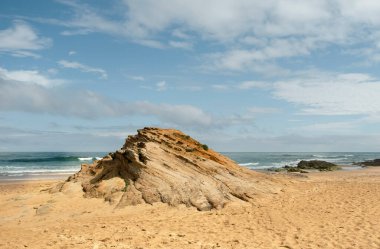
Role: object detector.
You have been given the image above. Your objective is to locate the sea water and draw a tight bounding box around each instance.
[223,152,380,170]
[0,152,379,180]
[0,152,106,180]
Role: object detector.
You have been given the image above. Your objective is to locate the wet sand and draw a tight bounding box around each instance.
[0,173,73,182]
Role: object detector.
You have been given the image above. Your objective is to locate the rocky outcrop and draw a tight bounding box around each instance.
[268,160,341,173]
[354,159,380,167]
[297,160,340,171]
[59,127,282,210]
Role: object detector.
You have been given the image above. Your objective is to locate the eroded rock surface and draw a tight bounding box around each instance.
[59,127,282,210]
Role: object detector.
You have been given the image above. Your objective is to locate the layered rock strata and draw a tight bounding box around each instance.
[61,128,282,210]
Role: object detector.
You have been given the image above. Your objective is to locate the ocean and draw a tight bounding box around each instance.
[223,152,378,170]
[0,152,379,180]
[0,152,106,181]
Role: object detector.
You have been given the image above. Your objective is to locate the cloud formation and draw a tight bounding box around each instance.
[58,60,108,79]
[0,67,64,87]
[3,1,380,151]
[238,81,269,90]
[272,72,380,117]
[48,1,380,72]
[0,20,51,57]
[156,81,167,91]
[0,71,213,128]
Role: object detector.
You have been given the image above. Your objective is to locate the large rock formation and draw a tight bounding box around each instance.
[60,128,282,210]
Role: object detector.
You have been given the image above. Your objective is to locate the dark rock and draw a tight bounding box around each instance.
[267,167,286,172]
[268,160,340,173]
[297,160,340,171]
[354,159,380,166]
[268,166,308,173]
[286,167,304,173]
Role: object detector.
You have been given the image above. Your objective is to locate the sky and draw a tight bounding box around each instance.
[1,0,380,152]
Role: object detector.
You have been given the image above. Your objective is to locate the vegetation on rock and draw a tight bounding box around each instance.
[201,144,209,151]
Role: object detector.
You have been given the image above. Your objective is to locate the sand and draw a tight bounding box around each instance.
[0,168,379,249]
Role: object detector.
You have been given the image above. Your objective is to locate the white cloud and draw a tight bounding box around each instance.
[238,81,268,89]
[297,121,358,134]
[57,0,335,42]
[134,102,213,127]
[172,29,191,39]
[206,38,317,71]
[68,50,76,56]
[122,1,283,40]
[50,2,302,41]
[58,60,108,79]
[0,20,51,57]
[120,0,340,45]
[0,68,262,130]
[169,40,193,49]
[156,81,167,91]
[336,0,380,25]
[248,107,280,114]
[272,72,380,117]
[48,0,380,72]
[0,75,214,128]
[0,67,64,87]
[57,0,122,35]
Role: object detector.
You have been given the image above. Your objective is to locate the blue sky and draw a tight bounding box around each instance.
[1,0,380,152]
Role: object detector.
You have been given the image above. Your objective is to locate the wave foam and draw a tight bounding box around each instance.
[239,162,259,167]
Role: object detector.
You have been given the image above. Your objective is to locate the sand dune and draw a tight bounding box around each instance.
[1,167,379,249]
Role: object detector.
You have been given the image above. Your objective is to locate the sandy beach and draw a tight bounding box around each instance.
[0,167,379,249]
[3,0,380,248]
